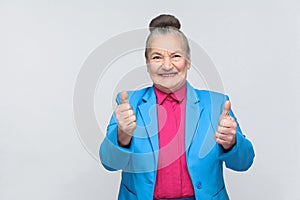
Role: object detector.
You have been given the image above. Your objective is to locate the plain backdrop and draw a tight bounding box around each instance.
[1,0,300,199]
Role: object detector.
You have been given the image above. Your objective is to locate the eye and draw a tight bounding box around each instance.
[172,54,182,58]
[172,54,182,61]
[152,55,162,60]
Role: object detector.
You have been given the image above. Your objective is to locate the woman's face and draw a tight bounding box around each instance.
[146,34,190,93]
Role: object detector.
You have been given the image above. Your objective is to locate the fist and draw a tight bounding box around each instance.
[115,91,136,146]
[215,101,237,151]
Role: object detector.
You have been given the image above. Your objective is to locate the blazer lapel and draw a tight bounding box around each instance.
[185,82,204,155]
[197,90,220,158]
[137,87,159,154]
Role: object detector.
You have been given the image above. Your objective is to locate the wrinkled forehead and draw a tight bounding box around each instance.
[147,34,185,53]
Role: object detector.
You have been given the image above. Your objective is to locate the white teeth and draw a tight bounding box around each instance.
[161,73,176,77]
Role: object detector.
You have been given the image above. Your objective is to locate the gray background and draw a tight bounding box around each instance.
[1,0,300,199]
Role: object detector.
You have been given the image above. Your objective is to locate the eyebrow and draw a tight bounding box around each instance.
[171,50,183,54]
[149,50,183,56]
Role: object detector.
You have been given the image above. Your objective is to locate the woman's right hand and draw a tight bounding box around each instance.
[114,91,136,147]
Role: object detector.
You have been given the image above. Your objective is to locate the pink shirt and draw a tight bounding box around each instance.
[153,84,195,199]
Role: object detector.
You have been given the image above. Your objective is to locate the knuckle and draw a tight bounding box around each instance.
[132,123,137,129]
[129,116,134,122]
[131,110,135,116]
[132,115,136,121]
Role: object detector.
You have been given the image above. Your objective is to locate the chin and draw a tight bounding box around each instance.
[157,83,181,93]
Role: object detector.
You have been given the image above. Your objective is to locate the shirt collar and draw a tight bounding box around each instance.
[154,83,186,105]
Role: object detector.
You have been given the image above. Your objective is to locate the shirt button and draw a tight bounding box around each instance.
[196,182,202,189]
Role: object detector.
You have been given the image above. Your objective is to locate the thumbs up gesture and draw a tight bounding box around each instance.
[215,101,237,151]
[115,91,137,147]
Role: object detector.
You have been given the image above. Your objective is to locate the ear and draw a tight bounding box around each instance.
[186,63,191,70]
[186,56,191,69]
[146,61,150,73]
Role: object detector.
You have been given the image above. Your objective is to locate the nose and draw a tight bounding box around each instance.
[162,56,173,71]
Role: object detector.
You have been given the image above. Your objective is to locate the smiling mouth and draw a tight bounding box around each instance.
[159,73,177,77]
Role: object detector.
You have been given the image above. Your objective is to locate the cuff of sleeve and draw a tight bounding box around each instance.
[219,131,242,158]
[100,126,134,170]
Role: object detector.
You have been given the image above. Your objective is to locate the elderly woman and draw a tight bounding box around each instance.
[100,14,255,200]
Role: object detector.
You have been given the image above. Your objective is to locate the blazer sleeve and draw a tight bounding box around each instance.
[218,95,255,171]
[99,93,134,171]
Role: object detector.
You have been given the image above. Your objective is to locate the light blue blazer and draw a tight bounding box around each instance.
[100,82,255,200]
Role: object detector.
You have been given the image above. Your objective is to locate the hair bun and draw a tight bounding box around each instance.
[149,14,181,31]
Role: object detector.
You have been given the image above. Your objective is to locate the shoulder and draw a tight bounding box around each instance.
[196,89,228,100]
[188,82,228,102]
[187,83,229,108]
[116,86,152,105]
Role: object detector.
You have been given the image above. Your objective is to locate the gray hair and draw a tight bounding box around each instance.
[144,27,191,60]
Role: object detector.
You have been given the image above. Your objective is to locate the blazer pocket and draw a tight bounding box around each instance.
[119,183,137,200]
[212,186,229,200]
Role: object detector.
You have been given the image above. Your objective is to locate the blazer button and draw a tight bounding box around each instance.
[196,182,202,189]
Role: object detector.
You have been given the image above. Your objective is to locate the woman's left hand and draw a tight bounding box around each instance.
[215,101,237,151]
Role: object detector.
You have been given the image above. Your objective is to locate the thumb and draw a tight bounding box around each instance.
[222,100,231,116]
[120,91,129,104]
